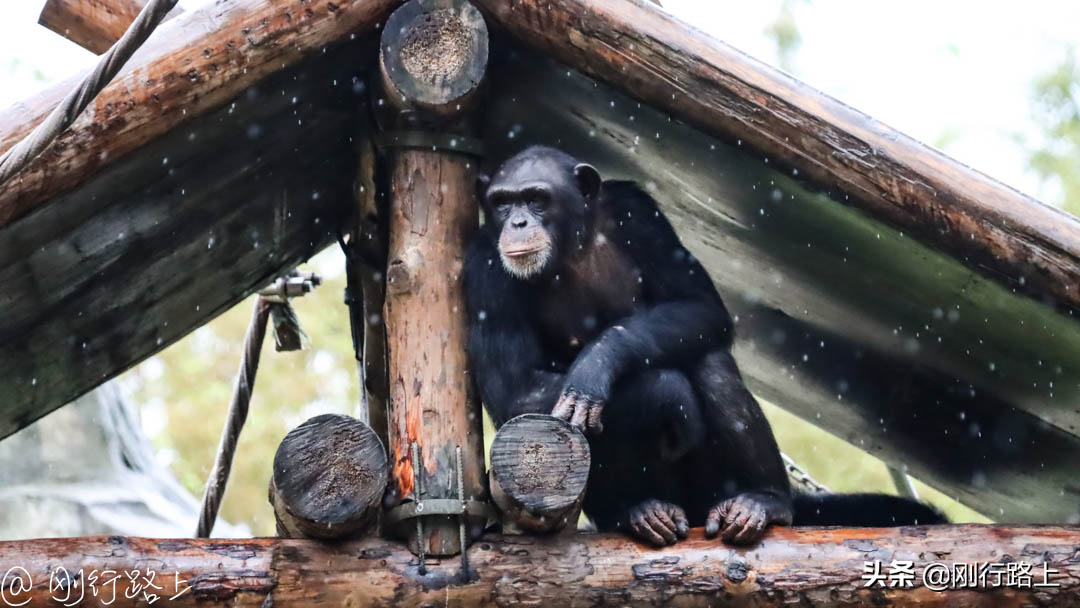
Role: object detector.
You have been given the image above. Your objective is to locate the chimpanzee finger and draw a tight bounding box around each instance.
[732,513,767,545]
[704,500,732,538]
[631,517,667,547]
[704,504,724,538]
[721,506,753,543]
[569,397,590,430]
[550,394,574,421]
[645,510,678,544]
[644,516,676,545]
[667,504,690,538]
[586,402,604,434]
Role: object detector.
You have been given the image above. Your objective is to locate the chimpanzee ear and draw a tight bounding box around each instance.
[475,173,491,204]
[573,163,602,201]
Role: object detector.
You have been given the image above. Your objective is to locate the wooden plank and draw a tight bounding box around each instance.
[0,0,398,230]
[481,46,1080,523]
[0,527,1078,606]
[38,0,183,55]
[474,0,1080,314]
[0,43,370,439]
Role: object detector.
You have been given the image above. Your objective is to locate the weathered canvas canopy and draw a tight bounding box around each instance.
[1,0,1079,525]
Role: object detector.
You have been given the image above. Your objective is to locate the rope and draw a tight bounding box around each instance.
[195,297,271,538]
[0,0,180,186]
[195,273,320,538]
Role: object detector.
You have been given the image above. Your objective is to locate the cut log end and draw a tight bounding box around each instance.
[379,0,489,117]
[270,414,387,539]
[489,414,590,533]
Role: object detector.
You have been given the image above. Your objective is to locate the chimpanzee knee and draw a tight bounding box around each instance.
[604,368,704,458]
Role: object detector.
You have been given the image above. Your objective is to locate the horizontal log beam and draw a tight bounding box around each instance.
[474,0,1080,313]
[38,0,184,55]
[0,0,398,230]
[0,526,1077,606]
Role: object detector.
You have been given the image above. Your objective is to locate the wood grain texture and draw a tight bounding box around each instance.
[379,0,490,556]
[0,526,1077,606]
[474,0,1080,314]
[480,44,1080,524]
[382,148,487,555]
[0,42,371,440]
[0,0,398,230]
[489,414,590,533]
[270,414,387,539]
[38,0,183,55]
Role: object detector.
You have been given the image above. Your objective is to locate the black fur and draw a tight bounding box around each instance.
[466,146,946,545]
[794,493,946,527]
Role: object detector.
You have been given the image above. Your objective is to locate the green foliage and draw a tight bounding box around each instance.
[1025,48,1080,215]
[764,0,806,74]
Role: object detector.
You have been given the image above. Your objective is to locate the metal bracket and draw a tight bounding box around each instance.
[388,442,495,575]
[374,130,485,157]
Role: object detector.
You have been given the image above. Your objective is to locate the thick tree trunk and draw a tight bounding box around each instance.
[378,0,491,557]
[0,526,1077,606]
[0,0,398,230]
[38,0,183,55]
[472,0,1080,314]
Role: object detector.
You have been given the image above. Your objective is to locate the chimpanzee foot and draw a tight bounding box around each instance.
[625,499,690,546]
[705,492,793,545]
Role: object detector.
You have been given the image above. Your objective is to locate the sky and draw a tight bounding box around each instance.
[1,0,1078,207]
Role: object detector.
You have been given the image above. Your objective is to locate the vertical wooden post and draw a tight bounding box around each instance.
[349,137,390,449]
[377,0,490,557]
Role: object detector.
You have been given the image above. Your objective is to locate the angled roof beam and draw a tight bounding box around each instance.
[39,0,184,55]
[475,0,1080,314]
[0,0,398,230]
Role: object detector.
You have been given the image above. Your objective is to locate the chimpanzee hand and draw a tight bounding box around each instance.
[705,492,793,545]
[551,357,613,433]
[626,499,690,546]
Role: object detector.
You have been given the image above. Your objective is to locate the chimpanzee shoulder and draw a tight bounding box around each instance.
[600,180,727,308]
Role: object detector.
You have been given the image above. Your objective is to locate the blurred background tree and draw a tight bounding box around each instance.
[1022,48,1080,215]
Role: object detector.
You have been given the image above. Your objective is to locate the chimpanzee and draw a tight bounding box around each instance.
[465,146,945,546]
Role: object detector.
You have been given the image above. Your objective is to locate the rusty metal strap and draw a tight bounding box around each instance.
[374,130,485,157]
[384,499,497,527]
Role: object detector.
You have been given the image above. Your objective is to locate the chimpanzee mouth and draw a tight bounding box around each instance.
[503,247,546,257]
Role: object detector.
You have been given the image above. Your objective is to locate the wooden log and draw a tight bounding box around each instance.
[473,0,1080,314]
[38,0,184,55]
[1,526,1078,606]
[378,0,490,557]
[349,136,391,449]
[489,414,590,534]
[0,0,398,231]
[268,414,387,540]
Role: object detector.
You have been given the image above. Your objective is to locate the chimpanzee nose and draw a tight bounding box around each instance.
[512,217,528,229]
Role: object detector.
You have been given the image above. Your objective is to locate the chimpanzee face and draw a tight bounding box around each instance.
[478,147,601,280]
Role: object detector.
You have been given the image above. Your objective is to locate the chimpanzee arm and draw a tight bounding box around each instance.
[465,238,563,427]
[553,182,734,430]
